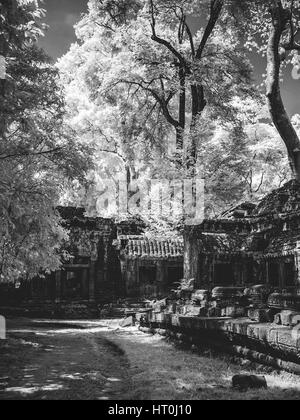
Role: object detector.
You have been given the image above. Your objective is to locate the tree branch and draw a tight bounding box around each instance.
[149,0,186,66]
[0,147,63,161]
[196,0,224,60]
[118,79,180,129]
[185,21,196,57]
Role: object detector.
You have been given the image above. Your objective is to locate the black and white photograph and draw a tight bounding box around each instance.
[1,0,300,404]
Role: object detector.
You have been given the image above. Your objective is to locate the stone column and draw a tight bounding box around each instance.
[55,271,62,303]
[184,231,199,283]
[156,261,164,296]
[279,261,285,289]
[89,262,96,302]
[265,260,269,286]
[103,236,110,290]
[295,243,300,287]
[81,268,89,300]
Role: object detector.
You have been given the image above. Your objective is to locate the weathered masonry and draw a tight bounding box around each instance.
[135,182,300,374]
[116,236,184,298]
[185,180,300,290]
[0,208,184,316]
[0,209,142,314]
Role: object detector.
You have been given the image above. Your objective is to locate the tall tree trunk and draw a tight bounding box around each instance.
[177,66,186,151]
[185,85,207,176]
[266,3,300,180]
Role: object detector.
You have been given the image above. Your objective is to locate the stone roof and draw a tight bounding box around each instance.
[192,229,300,258]
[252,180,300,218]
[187,180,300,258]
[219,202,257,220]
[262,231,300,258]
[122,237,184,260]
[195,233,246,255]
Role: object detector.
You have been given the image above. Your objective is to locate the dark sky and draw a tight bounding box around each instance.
[39,0,88,59]
[39,0,299,116]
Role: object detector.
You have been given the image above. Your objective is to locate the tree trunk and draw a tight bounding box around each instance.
[266,3,300,180]
[178,66,186,150]
[185,84,207,176]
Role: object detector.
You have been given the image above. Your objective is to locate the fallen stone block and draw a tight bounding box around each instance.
[248,308,270,323]
[183,305,202,316]
[268,293,300,311]
[232,375,268,391]
[212,287,245,299]
[279,311,297,326]
[222,306,245,318]
[120,316,134,328]
[244,285,272,307]
[291,313,300,326]
[139,326,153,334]
[191,290,210,305]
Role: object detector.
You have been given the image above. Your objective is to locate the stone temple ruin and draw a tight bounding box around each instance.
[0,208,184,318]
[137,180,300,374]
[116,236,183,298]
[185,180,300,290]
[3,180,300,372]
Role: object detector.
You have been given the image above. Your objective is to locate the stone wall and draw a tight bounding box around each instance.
[0,210,146,317]
[137,301,300,374]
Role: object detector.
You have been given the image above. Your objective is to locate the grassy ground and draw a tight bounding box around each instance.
[1,318,300,400]
[100,325,300,400]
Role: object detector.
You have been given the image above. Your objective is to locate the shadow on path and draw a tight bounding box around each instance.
[2,318,300,400]
[0,319,133,400]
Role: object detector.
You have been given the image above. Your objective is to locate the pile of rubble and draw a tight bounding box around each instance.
[136,283,300,328]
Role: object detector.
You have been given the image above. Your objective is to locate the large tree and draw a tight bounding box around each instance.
[60,0,292,222]
[67,0,254,176]
[230,0,300,180]
[0,0,93,282]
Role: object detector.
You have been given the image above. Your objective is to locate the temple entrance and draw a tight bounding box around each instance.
[61,268,89,301]
[138,266,158,297]
[284,261,295,287]
[269,262,280,287]
[215,263,234,286]
[167,266,183,288]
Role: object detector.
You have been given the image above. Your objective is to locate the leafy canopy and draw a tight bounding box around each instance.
[0,0,93,282]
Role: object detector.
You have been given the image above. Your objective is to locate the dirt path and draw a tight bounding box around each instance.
[0,320,133,400]
[2,318,300,400]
